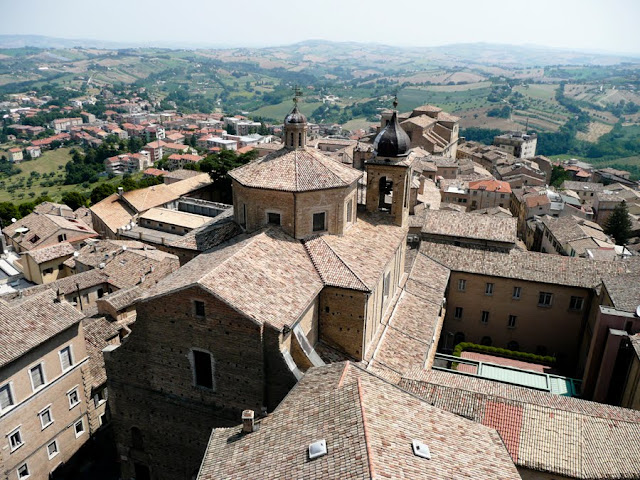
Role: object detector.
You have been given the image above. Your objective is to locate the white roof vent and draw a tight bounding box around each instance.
[308,440,327,460]
[412,440,431,459]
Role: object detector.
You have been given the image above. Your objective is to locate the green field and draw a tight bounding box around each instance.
[398,86,492,113]
[0,148,118,203]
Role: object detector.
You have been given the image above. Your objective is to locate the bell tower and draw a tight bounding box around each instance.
[283,87,307,149]
[365,97,413,227]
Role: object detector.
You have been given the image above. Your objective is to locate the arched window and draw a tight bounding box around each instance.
[507,341,519,351]
[131,427,144,450]
[481,336,492,346]
[298,132,302,146]
[378,176,393,211]
[290,132,294,146]
[453,332,465,347]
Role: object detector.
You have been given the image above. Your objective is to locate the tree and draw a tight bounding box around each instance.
[550,166,570,188]
[61,191,88,210]
[604,201,632,246]
[90,183,117,204]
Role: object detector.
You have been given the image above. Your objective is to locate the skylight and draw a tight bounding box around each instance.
[412,440,431,459]
[308,439,327,460]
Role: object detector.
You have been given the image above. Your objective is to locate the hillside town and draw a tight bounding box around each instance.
[0,78,639,480]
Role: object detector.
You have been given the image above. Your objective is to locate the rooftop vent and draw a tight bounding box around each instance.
[412,440,431,459]
[308,440,327,460]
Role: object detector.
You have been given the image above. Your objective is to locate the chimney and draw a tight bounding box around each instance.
[117,186,124,197]
[242,409,255,433]
[55,288,63,303]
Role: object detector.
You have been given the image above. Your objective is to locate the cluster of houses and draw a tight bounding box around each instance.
[1,93,640,480]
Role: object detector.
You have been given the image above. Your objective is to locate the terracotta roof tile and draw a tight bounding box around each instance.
[230,148,362,192]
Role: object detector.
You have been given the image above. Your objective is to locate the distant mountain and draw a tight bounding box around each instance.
[1,35,638,67]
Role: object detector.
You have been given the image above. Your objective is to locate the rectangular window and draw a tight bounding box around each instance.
[512,286,521,299]
[93,387,108,408]
[458,279,466,291]
[59,346,73,371]
[267,212,281,225]
[383,272,391,298]
[508,315,517,328]
[97,288,104,298]
[40,407,53,429]
[57,233,67,242]
[194,300,205,317]
[17,463,29,479]
[485,283,494,295]
[0,384,14,411]
[346,199,353,223]
[569,296,584,311]
[312,212,326,232]
[68,388,80,409]
[29,364,45,391]
[538,292,553,307]
[47,440,59,459]
[9,428,23,451]
[74,419,85,438]
[454,307,463,319]
[43,267,54,275]
[481,311,489,324]
[193,350,214,390]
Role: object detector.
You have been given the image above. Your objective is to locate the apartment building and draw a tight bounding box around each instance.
[0,291,89,480]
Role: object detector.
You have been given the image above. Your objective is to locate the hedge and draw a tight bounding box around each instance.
[452,342,556,366]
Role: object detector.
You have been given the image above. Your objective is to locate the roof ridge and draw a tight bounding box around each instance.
[404,376,640,424]
[311,149,353,184]
[356,378,377,480]
[304,236,368,291]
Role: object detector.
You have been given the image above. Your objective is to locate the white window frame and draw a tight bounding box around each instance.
[39,405,54,430]
[74,419,85,438]
[29,363,46,392]
[485,283,494,295]
[47,439,59,460]
[93,387,108,408]
[0,382,15,413]
[59,345,74,372]
[8,426,24,452]
[67,387,80,409]
[17,462,29,479]
[512,286,521,299]
[458,279,466,292]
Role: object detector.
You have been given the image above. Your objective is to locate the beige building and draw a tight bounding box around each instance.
[422,241,626,370]
[0,291,89,480]
[3,212,98,253]
[18,242,75,284]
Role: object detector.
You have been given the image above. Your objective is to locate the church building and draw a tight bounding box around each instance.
[104,99,421,480]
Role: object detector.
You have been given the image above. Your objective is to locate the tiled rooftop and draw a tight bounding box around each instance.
[420,241,628,289]
[3,212,97,250]
[420,209,517,244]
[230,147,362,192]
[400,369,640,479]
[83,316,119,388]
[197,362,520,480]
[0,290,84,368]
[143,228,323,329]
[25,241,75,264]
[602,273,640,313]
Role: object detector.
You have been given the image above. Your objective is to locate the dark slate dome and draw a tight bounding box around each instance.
[284,105,307,125]
[373,111,411,157]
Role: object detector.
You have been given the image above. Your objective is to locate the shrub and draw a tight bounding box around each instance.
[452,342,556,366]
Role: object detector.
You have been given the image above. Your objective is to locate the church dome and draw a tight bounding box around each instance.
[284,105,307,125]
[373,111,411,157]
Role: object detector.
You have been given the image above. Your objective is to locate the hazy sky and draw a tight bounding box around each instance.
[2,0,640,54]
